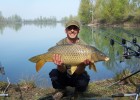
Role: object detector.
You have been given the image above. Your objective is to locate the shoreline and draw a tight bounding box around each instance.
[88,22,140,28]
[0,78,138,99]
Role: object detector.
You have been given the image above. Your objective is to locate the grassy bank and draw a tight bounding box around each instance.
[0,70,140,100]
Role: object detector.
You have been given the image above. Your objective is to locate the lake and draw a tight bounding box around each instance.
[0,23,140,87]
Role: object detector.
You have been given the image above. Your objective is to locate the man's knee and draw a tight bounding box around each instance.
[75,72,90,92]
[49,69,59,81]
[49,69,66,89]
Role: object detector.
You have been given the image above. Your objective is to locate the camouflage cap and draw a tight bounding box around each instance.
[65,20,80,29]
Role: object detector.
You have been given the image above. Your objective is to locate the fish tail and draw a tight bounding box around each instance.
[29,55,41,63]
[29,53,52,72]
[36,60,45,72]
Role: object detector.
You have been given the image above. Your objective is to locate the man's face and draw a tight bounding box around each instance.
[65,25,80,40]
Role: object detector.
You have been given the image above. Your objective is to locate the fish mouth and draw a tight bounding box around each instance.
[105,57,109,61]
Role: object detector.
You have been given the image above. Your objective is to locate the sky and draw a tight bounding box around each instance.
[0,0,80,20]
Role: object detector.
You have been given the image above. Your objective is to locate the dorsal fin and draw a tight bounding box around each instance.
[48,46,55,51]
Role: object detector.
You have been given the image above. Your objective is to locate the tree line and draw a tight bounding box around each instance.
[78,0,140,25]
[1,0,140,26]
[0,11,22,23]
[0,11,58,24]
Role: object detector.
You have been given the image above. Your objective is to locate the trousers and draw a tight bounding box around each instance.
[49,69,90,92]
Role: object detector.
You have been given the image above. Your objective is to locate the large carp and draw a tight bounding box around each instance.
[29,44,109,74]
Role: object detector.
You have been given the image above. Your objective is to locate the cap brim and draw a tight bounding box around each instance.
[66,24,80,29]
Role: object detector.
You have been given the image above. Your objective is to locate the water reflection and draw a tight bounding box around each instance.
[0,22,58,34]
[23,22,57,29]
[0,23,22,33]
[79,26,140,75]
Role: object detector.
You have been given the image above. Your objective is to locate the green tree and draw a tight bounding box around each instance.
[100,0,129,23]
[93,0,105,21]
[130,0,140,22]
[78,0,92,24]
[91,0,140,24]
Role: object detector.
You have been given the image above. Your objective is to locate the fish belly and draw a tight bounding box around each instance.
[61,54,90,65]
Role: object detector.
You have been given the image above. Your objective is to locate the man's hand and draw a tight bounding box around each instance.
[83,59,91,66]
[53,54,65,72]
[53,54,63,66]
[75,59,91,74]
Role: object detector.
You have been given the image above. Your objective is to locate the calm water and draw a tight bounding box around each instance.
[0,23,140,87]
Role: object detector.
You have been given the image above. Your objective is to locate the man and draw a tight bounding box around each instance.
[49,20,90,100]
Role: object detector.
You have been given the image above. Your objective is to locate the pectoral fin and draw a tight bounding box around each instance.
[36,60,45,72]
[67,66,77,75]
[89,63,97,72]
